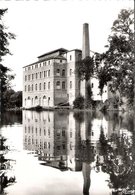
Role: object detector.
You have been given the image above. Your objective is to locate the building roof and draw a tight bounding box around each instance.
[23,48,81,68]
[23,55,67,68]
[68,49,82,52]
[38,48,68,58]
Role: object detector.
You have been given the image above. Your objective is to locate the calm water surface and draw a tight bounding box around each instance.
[0,110,135,195]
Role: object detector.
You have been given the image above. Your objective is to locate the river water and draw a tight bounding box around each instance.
[0,110,135,195]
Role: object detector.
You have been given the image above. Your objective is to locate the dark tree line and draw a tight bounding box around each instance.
[94,9,134,105]
[0,9,21,112]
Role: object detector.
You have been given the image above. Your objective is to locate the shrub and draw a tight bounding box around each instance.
[73,95,84,109]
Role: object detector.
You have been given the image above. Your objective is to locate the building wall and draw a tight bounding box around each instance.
[91,77,108,102]
[23,110,55,157]
[53,59,68,105]
[23,59,67,108]
[66,50,81,105]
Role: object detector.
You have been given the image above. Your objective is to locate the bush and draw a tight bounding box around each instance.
[73,95,84,109]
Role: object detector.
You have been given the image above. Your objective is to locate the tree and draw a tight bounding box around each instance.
[10,91,22,108]
[76,56,94,108]
[0,9,15,112]
[95,9,134,105]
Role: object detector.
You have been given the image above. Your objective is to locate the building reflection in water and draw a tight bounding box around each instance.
[23,110,135,195]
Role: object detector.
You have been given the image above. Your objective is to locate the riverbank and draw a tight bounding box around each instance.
[5,106,133,115]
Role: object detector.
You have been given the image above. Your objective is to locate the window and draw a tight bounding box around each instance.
[43,95,46,99]
[48,61,50,65]
[35,84,37,91]
[60,59,62,63]
[62,81,65,89]
[25,75,27,81]
[56,69,60,76]
[25,85,27,91]
[48,97,50,105]
[63,144,65,150]
[70,81,72,89]
[62,69,65,76]
[91,83,94,88]
[56,81,60,89]
[44,71,45,77]
[62,130,65,136]
[48,82,50,90]
[44,129,46,136]
[40,72,42,78]
[25,98,26,106]
[70,55,72,61]
[28,85,30,91]
[28,75,30,80]
[31,84,33,91]
[48,142,50,149]
[48,128,50,136]
[32,74,34,80]
[36,73,38,79]
[39,83,41,90]
[70,69,72,76]
[44,142,47,149]
[48,70,50,77]
[44,82,46,90]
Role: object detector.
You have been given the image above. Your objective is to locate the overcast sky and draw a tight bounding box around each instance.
[1,0,133,91]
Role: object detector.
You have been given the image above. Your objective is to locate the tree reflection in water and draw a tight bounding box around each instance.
[96,120,135,195]
[0,135,16,194]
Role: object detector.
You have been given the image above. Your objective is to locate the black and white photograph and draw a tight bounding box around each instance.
[0,0,134,194]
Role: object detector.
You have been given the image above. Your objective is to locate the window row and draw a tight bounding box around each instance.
[24,81,66,91]
[25,82,50,91]
[25,61,51,72]
[24,137,51,149]
[24,68,66,81]
[25,126,51,136]
[25,70,51,81]
[24,59,65,71]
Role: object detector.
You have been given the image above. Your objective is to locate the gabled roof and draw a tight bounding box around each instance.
[38,48,68,58]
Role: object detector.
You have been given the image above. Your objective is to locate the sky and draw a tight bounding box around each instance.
[1,0,133,91]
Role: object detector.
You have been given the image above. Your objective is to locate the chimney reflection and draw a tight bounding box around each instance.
[82,163,91,195]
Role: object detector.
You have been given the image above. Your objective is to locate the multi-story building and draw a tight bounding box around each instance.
[23,48,82,108]
[23,23,108,109]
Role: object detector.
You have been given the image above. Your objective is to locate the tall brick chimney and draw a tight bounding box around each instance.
[80,23,90,97]
[82,23,90,59]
